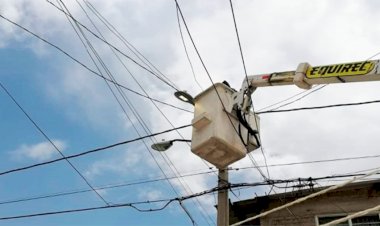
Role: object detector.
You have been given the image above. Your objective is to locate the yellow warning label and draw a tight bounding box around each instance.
[306,61,375,79]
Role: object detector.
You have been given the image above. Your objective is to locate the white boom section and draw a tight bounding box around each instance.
[236,60,380,112]
[248,60,380,89]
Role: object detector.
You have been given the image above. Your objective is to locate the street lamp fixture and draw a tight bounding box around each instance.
[151,138,229,226]
[174,91,194,105]
[151,139,191,152]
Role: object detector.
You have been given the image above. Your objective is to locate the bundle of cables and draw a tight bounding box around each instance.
[236,107,261,148]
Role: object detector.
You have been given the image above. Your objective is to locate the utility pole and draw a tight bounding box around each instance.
[217,168,229,226]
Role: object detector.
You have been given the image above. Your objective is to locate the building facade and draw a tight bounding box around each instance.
[230,179,380,226]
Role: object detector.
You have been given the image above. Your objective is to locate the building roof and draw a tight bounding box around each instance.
[230,178,380,225]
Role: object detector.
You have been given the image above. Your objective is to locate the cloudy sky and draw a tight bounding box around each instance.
[1,0,380,225]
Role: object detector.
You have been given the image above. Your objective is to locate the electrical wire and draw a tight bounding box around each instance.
[45,0,180,92]
[228,0,249,86]
[176,7,203,91]
[7,1,378,222]
[256,99,380,114]
[86,6,216,222]
[0,164,378,210]
[266,84,327,111]
[175,1,269,183]
[82,0,180,91]
[230,152,380,170]
[62,2,204,224]
[5,1,380,224]
[0,186,221,221]
[6,171,379,206]
[174,1,237,174]
[0,169,216,206]
[257,88,313,111]
[174,0,232,117]
[1,174,379,221]
[366,51,380,61]
[174,7,270,220]
[0,124,190,177]
[0,199,175,221]
[0,13,191,114]
[0,182,238,221]
[56,7,197,220]
[1,130,378,207]
[0,78,109,206]
[71,2,212,224]
[227,0,271,180]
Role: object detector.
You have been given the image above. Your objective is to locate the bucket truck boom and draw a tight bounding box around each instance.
[190,59,380,169]
[236,60,380,112]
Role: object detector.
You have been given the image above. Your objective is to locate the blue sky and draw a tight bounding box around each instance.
[1,0,380,225]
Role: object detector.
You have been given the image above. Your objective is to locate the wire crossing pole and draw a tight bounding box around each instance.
[217,168,229,226]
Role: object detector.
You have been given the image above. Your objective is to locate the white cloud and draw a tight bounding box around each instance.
[11,139,66,162]
[83,145,153,180]
[138,189,163,200]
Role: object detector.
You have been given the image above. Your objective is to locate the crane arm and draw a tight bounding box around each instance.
[235,59,380,112]
[189,59,380,167]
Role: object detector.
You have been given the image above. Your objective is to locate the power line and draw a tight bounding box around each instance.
[0,9,197,212]
[0,78,108,205]
[0,13,191,114]
[83,0,180,91]
[227,0,270,179]
[0,116,377,206]
[0,169,216,206]
[1,174,379,221]
[82,0,180,91]
[2,156,380,207]
[266,84,327,111]
[176,0,267,188]
[256,99,380,114]
[0,183,235,221]
[228,0,249,85]
[65,1,200,221]
[0,199,174,221]
[0,124,190,177]
[176,7,203,91]
[175,0,268,181]
[77,2,217,222]
[45,0,179,92]
[2,5,243,222]
[174,0,233,125]
[231,153,380,170]
[71,2,211,224]
[366,50,380,61]
[257,88,313,111]
[0,182,229,221]
[174,0,236,148]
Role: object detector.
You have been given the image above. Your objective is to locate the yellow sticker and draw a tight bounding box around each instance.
[306,61,375,79]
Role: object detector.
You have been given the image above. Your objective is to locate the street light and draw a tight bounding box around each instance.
[151,139,191,152]
[151,140,229,226]
[174,91,195,105]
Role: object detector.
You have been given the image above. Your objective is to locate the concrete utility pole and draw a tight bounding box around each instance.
[217,168,229,226]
